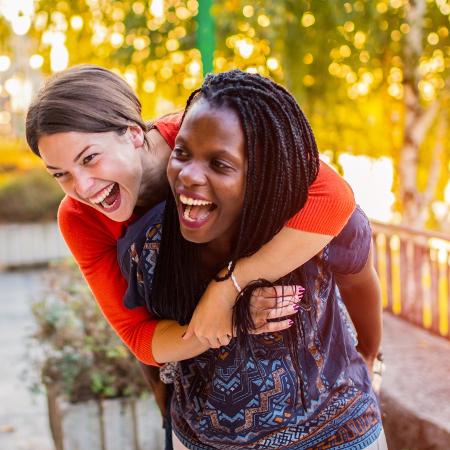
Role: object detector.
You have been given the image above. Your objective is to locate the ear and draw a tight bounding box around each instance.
[128,125,145,149]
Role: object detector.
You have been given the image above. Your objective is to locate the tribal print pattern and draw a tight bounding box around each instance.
[171,220,381,449]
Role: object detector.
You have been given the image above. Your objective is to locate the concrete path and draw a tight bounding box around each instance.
[0,269,52,450]
[381,313,450,450]
[1,268,449,450]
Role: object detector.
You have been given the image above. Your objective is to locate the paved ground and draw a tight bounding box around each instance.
[381,313,450,450]
[0,269,53,450]
[1,268,450,450]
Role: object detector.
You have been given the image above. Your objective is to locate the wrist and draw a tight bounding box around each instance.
[226,261,242,295]
[213,267,241,306]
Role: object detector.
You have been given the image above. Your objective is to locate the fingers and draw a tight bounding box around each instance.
[265,302,300,319]
[208,336,230,349]
[217,334,232,347]
[250,285,305,328]
[253,285,304,299]
[188,332,232,348]
[250,285,305,312]
[250,319,294,335]
[182,327,194,340]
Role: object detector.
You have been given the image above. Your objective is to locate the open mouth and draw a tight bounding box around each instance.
[179,193,217,226]
[89,182,120,210]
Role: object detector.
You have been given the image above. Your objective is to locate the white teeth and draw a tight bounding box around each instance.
[90,183,115,205]
[179,194,212,206]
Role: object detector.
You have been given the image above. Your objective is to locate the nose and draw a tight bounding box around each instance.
[73,172,95,198]
[178,161,207,187]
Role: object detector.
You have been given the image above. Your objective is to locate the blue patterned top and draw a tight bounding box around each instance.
[118,204,382,449]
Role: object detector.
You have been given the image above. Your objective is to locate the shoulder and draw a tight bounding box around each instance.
[118,201,165,255]
[58,196,129,263]
[152,112,183,148]
[327,206,372,275]
[58,196,111,235]
[286,160,355,236]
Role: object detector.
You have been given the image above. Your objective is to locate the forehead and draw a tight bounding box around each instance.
[38,131,116,166]
[180,99,243,144]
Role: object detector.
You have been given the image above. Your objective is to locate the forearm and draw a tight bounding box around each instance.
[152,320,209,363]
[233,227,333,285]
[338,268,383,360]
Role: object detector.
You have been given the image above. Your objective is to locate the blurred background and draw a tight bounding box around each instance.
[0,0,449,229]
[0,1,449,450]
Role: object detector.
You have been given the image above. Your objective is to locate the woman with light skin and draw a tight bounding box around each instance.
[25,65,357,436]
[120,70,385,449]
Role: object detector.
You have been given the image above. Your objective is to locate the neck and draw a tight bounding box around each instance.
[200,236,233,277]
[136,128,172,209]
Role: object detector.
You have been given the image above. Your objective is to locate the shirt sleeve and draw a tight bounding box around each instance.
[58,197,161,365]
[153,111,183,148]
[286,160,355,236]
[327,206,372,275]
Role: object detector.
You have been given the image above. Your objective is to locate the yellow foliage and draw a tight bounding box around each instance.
[0,138,41,186]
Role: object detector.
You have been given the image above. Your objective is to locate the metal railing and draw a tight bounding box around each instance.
[372,221,450,339]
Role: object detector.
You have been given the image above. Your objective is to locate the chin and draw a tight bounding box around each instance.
[180,228,210,244]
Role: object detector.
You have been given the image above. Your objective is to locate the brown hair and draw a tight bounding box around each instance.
[26,64,149,156]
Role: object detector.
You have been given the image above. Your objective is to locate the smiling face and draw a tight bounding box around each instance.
[167,99,246,254]
[38,127,147,222]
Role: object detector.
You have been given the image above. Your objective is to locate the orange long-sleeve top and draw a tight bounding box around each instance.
[58,113,355,365]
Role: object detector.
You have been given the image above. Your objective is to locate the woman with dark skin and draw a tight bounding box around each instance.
[26,66,360,445]
[119,70,385,449]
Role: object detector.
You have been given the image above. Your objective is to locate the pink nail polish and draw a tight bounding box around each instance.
[288,319,294,326]
[293,304,300,311]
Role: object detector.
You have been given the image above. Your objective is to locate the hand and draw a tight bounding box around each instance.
[364,352,384,394]
[249,285,304,334]
[184,281,304,348]
[183,276,237,348]
[360,353,376,379]
[152,380,169,422]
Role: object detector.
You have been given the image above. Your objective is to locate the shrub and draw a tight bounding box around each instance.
[30,261,148,402]
[0,169,64,223]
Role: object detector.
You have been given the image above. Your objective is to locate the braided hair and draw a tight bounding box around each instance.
[151,70,320,399]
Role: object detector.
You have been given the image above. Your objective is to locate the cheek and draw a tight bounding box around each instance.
[166,159,180,186]
[234,174,246,205]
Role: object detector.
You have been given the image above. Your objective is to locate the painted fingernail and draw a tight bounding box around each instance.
[288,319,294,326]
[293,304,300,311]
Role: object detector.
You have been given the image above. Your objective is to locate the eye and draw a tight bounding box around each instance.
[82,153,98,165]
[172,147,189,160]
[212,159,232,171]
[52,172,67,179]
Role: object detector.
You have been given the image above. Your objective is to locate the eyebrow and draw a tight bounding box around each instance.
[175,137,242,164]
[46,145,93,170]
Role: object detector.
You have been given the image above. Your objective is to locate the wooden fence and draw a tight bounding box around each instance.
[372,221,450,339]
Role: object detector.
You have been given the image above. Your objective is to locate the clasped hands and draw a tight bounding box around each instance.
[183,278,305,348]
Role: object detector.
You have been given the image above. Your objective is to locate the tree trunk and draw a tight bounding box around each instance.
[399,0,441,228]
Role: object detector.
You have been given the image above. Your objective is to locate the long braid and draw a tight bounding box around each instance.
[150,70,321,401]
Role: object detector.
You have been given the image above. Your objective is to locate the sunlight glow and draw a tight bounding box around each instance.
[150,0,164,18]
[339,154,395,222]
[50,44,69,72]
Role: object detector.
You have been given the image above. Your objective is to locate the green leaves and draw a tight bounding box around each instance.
[30,262,148,402]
